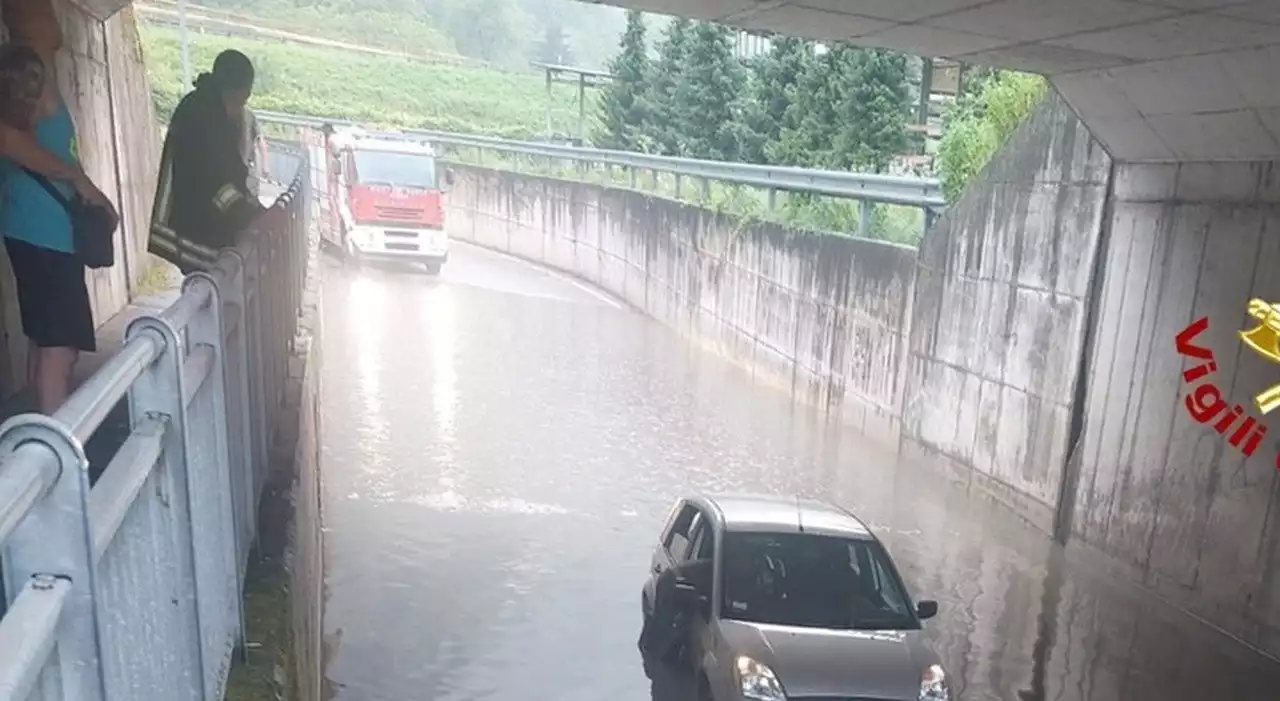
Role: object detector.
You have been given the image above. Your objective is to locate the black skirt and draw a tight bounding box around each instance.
[5,237,96,352]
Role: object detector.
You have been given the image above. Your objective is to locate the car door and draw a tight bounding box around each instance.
[647,501,700,608]
[683,517,719,674]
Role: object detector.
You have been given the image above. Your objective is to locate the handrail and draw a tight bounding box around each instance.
[254,109,946,209]
[0,143,315,700]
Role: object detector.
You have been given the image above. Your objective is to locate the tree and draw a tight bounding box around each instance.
[830,47,914,172]
[674,22,745,161]
[771,44,843,167]
[770,45,913,172]
[431,0,530,67]
[594,10,652,150]
[740,38,816,164]
[647,17,693,155]
[536,22,574,65]
[938,70,1046,200]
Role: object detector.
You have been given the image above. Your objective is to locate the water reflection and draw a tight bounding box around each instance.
[319,251,1280,701]
[349,272,388,450]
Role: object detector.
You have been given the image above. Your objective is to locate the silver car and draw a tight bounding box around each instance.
[642,494,949,701]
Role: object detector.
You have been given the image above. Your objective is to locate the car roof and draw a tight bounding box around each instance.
[700,493,873,539]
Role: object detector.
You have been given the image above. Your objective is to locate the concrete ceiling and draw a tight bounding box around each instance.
[594,0,1280,163]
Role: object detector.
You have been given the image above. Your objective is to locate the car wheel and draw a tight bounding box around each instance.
[423,261,443,276]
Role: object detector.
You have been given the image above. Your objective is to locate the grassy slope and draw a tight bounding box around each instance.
[141,25,591,138]
[145,0,464,61]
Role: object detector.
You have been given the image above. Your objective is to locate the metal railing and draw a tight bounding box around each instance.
[0,146,313,700]
[254,109,946,210]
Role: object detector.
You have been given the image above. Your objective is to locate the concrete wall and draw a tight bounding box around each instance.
[0,2,160,396]
[901,93,1112,532]
[1069,160,1280,656]
[445,172,917,440]
[285,231,323,701]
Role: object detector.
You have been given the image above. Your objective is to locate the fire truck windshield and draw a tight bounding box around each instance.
[352,150,438,190]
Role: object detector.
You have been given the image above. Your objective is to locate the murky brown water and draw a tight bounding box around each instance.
[318,244,1280,701]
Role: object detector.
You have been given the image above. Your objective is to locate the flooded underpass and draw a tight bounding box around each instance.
[317,242,1280,701]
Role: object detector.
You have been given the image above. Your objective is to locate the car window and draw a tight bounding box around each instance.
[720,532,917,631]
[664,504,699,561]
[689,517,714,562]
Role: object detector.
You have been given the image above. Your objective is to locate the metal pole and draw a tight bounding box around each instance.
[179,0,192,92]
[578,74,586,145]
[545,69,553,141]
[858,200,872,238]
[917,58,933,154]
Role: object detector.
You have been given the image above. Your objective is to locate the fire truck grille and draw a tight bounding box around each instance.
[376,206,421,220]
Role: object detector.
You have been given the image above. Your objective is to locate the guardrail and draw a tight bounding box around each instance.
[0,145,312,700]
[254,109,946,211]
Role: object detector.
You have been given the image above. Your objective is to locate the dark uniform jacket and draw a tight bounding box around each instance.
[149,82,265,272]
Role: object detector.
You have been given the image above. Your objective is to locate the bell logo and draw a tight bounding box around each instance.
[1239,298,1280,414]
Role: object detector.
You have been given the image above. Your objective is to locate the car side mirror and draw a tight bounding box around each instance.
[916,600,938,620]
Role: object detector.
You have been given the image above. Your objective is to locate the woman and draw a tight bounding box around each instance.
[0,43,116,414]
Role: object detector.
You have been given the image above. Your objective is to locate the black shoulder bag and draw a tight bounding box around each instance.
[21,168,116,269]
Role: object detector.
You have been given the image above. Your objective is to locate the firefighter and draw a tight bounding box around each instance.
[149,50,283,275]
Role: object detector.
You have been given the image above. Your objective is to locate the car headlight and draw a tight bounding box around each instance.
[736,656,786,701]
[919,664,949,701]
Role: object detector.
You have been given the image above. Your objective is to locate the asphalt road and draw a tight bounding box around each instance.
[318,243,1280,701]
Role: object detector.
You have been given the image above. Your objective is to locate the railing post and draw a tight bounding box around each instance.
[0,414,105,701]
[182,272,246,658]
[242,247,269,497]
[216,252,257,554]
[124,315,210,700]
[859,200,872,238]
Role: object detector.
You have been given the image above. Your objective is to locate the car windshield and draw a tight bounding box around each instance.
[720,532,917,631]
[353,150,437,189]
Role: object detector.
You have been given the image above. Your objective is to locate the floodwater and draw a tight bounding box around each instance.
[318,243,1280,701]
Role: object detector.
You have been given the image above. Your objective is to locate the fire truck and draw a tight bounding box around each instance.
[325,127,454,273]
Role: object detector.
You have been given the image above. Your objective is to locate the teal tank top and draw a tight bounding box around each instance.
[1,103,78,253]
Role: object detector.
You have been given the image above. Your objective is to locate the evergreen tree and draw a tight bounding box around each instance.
[648,17,693,155]
[594,10,652,150]
[832,48,913,172]
[772,45,912,172]
[536,22,574,65]
[740,38,816,164]
[675,22,746,161]
[771,44,843,167]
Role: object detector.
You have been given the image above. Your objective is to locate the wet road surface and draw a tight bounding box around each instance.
[318,243,1280,701]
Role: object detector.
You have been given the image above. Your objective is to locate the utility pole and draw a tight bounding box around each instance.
[179,0,192,92]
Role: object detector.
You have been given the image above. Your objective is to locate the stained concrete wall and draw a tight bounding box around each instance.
[445,172,918,439]
[901,93,1112,532]
[1069,160,1280,657]
[0,3,160,396]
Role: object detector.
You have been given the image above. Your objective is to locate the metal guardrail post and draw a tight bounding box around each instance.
[214,252,255,561]
[182,272,247,660]
[0,414,105,701]
[123,315,209,699]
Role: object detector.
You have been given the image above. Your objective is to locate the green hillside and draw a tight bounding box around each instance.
[141,25,593,138]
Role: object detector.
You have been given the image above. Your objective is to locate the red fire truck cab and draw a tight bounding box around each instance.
[327,128,453,273]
